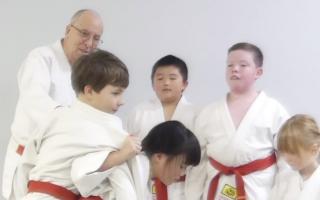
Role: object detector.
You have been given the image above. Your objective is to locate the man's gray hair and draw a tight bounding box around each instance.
[70,9,100,24]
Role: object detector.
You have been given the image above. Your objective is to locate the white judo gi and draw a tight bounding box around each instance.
[15,100,138,200]
[270,165,320,200]
[3,40,76,199]
[127,96,198,200]
[186,91,289,200]
[130,153,167,200]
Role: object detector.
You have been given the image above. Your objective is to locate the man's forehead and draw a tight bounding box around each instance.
[74,12,103,29]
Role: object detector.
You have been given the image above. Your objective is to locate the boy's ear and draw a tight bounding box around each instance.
[154,153,165,163]
[182,80,188,92]
[155,153,162,160]
[184,80,189,87]
[255,67,263,79]
[83,85,94,95]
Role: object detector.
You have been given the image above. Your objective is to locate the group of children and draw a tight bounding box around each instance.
[5,42,320,200]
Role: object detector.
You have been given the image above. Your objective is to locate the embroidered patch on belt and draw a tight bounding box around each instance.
[221,184,237,200]
[152,183,156,194]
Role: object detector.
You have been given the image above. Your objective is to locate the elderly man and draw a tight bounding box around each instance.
[2,9,104,200]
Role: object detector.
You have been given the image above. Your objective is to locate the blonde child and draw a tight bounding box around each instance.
[187,42,289,200]
[270,114,320,200]
[127,55,197,200]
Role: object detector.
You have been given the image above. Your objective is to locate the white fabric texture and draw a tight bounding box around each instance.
[270,165,320,200]
[2,40,75,199]
[186,91,289,200]
[126,95,198,200]
[15,100,138,200]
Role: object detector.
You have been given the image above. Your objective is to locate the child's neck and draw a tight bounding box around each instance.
[228,88,259,102]
[299,161,319,180]
[227,90,259,129]
[161,99,180,121]
[78,95,90,105]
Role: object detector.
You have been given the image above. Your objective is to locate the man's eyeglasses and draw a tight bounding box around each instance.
[71,24,103,45]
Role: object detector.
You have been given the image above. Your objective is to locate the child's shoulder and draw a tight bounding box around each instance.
[127,99,160,121]
[27,42,56,59]
[260,91,288,113]
[133,98,160,111]
[200,97,225,113]
[194,99,225,125]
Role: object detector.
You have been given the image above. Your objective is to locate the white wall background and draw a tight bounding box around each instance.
[1,0,319,193]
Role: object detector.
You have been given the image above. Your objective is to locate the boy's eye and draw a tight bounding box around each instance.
[227,64,233,68]
[240,64,247,67]
[170,77,177,80]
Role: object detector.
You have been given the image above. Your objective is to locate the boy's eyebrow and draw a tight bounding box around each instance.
[114,87,124,92]
[155,72,179,77]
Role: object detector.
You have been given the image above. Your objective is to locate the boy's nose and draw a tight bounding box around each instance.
[231,65,239,72]
[164,79,170,84]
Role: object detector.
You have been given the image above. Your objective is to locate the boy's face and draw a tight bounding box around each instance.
[88,84,125,114]
[152,66,188,104]
[152,154,187,185]
[226,50,263,94]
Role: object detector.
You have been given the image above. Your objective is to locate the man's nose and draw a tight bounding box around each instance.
[84,36,96,50]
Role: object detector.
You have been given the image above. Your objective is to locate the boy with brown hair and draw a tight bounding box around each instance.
[15,50,141,200]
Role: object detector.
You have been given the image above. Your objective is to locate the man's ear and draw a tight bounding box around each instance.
[65,24,71,35]
[311,143,320,155]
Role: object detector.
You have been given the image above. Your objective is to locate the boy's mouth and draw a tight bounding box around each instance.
[230,75,240,80]
[162,88,171,92]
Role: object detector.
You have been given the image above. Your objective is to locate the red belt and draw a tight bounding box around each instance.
[154,175,186,200]
[16,144,25,155]
[28,181,102,200]
[207,153,276,200]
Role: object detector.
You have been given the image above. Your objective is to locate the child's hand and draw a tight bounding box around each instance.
[120,135,141,159]
[99,135,142,171]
